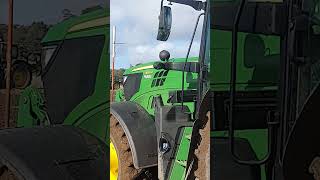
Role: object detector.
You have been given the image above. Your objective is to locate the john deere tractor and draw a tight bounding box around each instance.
[0,8,109,180]
[161,0,320,179]
[110,0,210,179]
[115,0,320,179]
[114,57,198,112]
[111,54,200,179]
[0,42,34,89]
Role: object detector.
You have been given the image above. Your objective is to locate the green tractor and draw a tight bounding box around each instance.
[115,0,320,179]
[109,1,210,179]
[0,42,33,90]
[0,8,109,180]
[111,55,200,180]
[160,0,320,179]
[114,57,198,113]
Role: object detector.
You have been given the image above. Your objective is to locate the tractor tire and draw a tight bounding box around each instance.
[0,165,20,180]
[11,61,32,89]
[188,111,211,180]
[0,125,108,180]
[110,115,140,180]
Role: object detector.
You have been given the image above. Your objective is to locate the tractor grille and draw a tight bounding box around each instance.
[151,70,169,87]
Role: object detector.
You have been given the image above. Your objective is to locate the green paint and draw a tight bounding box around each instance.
[169,127,193,180]
[211,129,268,180]
[115,57,199,178]
[210,29,280,91]
[42,9,108,43]
[17,86,49,127]
[18,8,109,143]
[117,57,198,116]
[209,0,281,177]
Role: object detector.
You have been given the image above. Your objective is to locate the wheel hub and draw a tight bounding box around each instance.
[110,141,119,180]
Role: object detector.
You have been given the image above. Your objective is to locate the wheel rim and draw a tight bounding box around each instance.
[110,141,119,180]
[12,66,30,89]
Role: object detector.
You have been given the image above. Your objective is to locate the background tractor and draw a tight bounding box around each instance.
[0,7,109,180]
[0,42,40,90]
[110,54,199,180]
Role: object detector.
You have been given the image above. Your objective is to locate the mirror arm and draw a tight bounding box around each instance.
[160,0,164,12]
[167,0,206,11]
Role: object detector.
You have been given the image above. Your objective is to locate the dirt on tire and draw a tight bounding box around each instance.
[0,166,18,180]
[110,115,140,180]
[188,111,210,180]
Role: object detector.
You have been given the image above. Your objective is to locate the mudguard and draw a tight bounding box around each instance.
[111,101,157,169]
[0,125,108,180]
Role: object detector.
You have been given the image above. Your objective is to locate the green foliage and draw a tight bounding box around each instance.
[0,22,50,60]
[110,68,126,89]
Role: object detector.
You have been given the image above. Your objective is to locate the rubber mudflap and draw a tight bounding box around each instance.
[0,125,108,180]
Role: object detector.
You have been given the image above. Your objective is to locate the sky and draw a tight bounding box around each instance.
[0,0,107,25]
[110,0,204,69]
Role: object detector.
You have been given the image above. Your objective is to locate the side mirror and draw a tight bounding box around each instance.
[157,6,172,41]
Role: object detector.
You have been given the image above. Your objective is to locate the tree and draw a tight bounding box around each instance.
[62,9,75,20]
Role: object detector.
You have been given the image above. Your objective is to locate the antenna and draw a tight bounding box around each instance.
[111,26,116,102]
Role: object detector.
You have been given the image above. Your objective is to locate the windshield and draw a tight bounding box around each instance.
[123,73,142,100]
[41,45,57,68]
[42,35,105,123]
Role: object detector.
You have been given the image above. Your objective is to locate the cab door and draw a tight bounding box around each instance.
[283,0,320,179]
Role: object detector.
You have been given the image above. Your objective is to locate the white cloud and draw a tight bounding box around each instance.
[111,0,204,68]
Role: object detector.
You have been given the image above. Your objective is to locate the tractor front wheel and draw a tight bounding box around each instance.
[110,115,140,180]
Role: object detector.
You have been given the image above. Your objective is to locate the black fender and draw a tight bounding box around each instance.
[0,125,108,180]
[283,83,320,180]
[111,101,157,169]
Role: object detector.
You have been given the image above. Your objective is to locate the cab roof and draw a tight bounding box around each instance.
[42,8,109,44]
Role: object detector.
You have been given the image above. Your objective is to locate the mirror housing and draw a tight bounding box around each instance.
[157,6,172,41]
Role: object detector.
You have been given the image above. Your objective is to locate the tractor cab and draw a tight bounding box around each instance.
[17,8,109,140]
[155,0,210,179]
[210,0,320,179]
[0,7,109,180]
